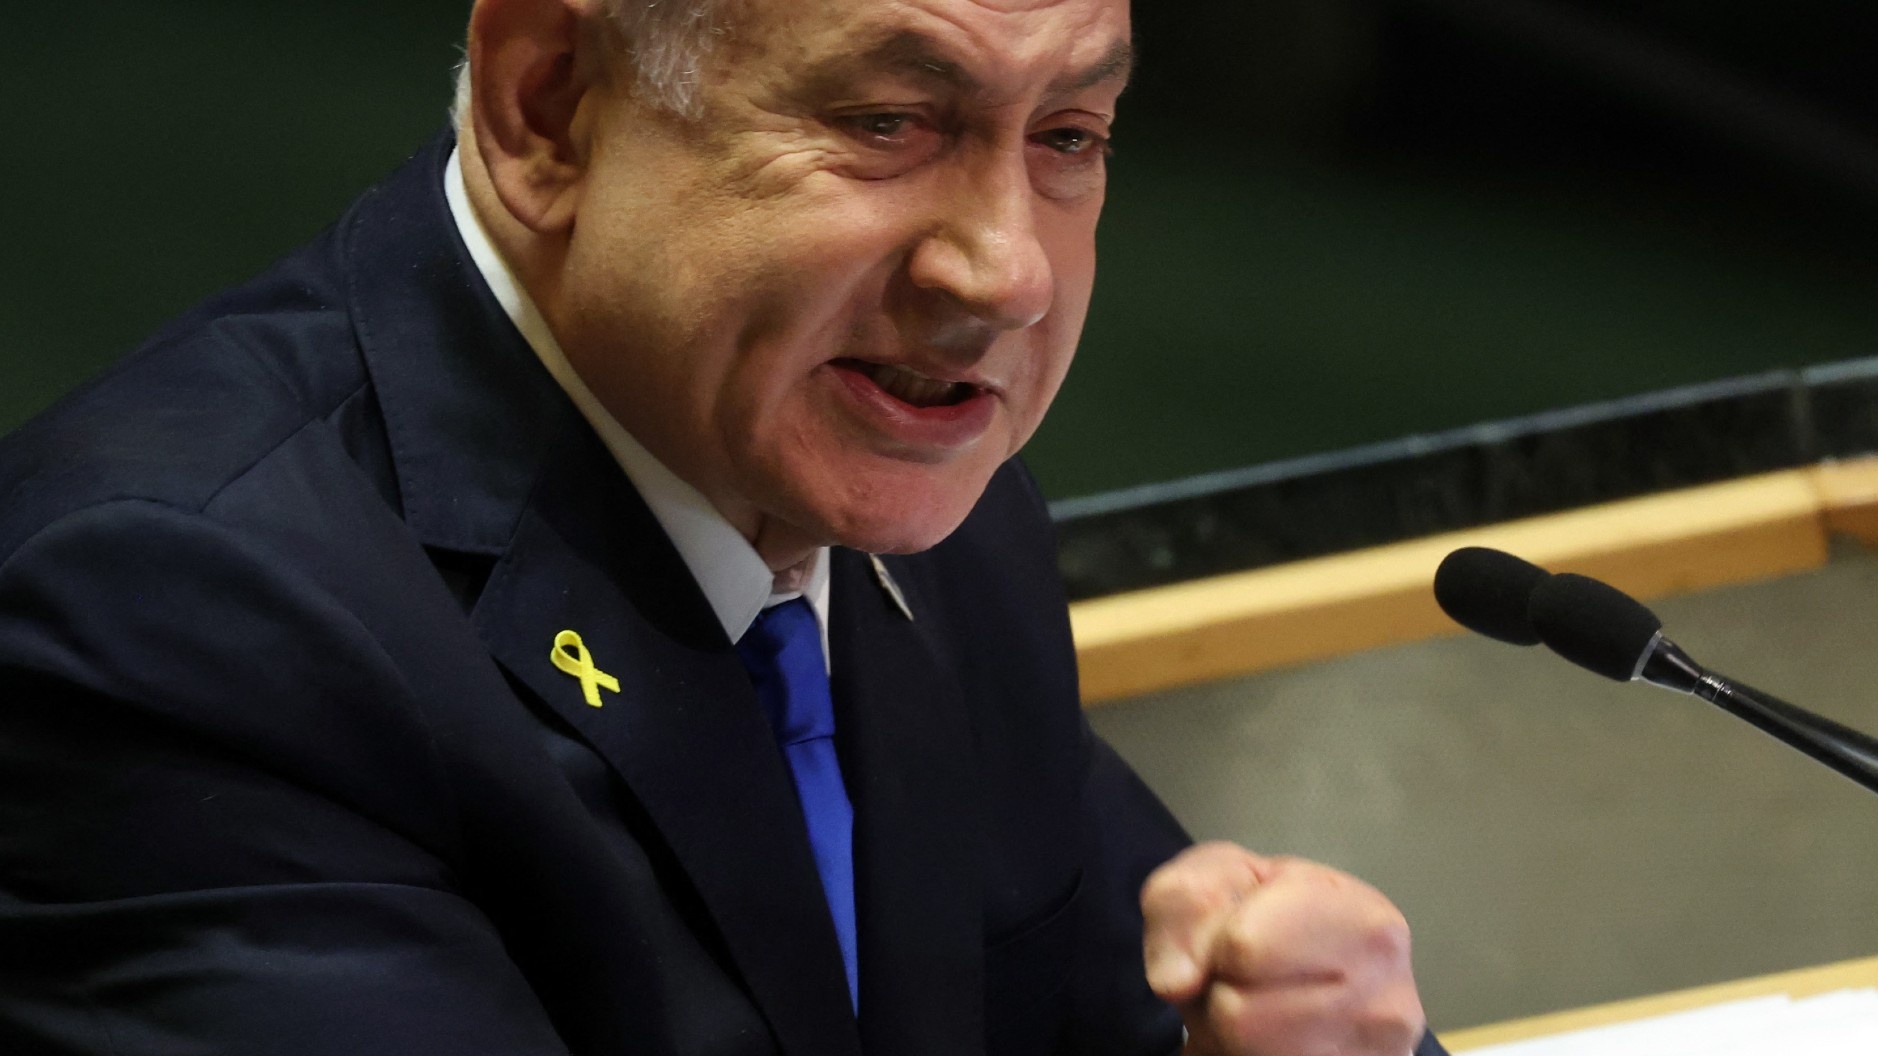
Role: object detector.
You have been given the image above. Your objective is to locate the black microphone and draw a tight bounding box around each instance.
[1526,571,1878,796]
[1433,546,1551,646]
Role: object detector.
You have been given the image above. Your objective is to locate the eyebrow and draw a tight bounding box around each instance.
[829,30,1136,99]
[1054,38,1137,95]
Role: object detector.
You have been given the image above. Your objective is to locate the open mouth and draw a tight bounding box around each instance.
[832,359,979,409]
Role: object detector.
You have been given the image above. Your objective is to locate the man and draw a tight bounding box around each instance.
[0,0,1443,1053]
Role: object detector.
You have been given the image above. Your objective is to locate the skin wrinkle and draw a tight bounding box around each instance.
[804,30,1133,104]
[903,1,1114,93]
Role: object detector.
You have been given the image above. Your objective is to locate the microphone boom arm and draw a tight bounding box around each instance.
[1640,636,1878,795]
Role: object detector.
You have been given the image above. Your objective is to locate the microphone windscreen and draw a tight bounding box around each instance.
[1433,547,1550,645]
[1528,573,1664,681]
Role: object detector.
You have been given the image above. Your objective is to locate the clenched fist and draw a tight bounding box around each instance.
[1141,843,1427,1056]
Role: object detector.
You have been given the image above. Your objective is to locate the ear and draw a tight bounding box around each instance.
[465,0,607,234]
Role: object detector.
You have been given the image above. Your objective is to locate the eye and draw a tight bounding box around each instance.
[1029,121,1113,201]
[839,112,924,145]
[828,109,947,179]
[1032,126,1111,158]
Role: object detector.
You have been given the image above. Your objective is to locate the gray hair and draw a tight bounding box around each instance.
[453,0,733,126]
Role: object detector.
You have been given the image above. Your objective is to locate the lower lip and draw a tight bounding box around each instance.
[825,362,999,451]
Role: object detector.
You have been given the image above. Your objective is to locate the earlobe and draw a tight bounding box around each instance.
[466,0,600,234]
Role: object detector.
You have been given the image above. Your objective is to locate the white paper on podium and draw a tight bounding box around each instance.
[1462,988,1878,1056]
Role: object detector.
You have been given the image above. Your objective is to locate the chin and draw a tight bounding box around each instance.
[815,499,975,556]
[789,465,994,556]
[833,519,964,557]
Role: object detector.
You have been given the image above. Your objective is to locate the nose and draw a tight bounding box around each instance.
[905,154,1056,332]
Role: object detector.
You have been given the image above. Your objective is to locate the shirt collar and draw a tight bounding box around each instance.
[443,146,831,649]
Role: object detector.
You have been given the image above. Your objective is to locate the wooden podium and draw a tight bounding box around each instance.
[1444,955,1878,1050]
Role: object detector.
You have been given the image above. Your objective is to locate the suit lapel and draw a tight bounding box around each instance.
[830,550,986,1055]
[473,421,862,1056]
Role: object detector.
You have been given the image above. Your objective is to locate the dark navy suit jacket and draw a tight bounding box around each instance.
[0,135,1194,1054]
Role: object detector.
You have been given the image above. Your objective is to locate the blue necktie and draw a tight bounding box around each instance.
[736,598,858,1010]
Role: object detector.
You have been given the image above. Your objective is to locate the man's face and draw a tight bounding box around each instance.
[553,0,1132,556]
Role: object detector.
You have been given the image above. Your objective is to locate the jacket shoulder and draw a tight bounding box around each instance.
[0,227,389,558]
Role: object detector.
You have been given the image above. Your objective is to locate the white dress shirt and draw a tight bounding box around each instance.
[442,147,831,654]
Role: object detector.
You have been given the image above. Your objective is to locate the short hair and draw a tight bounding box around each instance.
[453,0,734,125]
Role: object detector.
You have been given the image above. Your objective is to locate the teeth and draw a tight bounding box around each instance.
[866,364,969,408]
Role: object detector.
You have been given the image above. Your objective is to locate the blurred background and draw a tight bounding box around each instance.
[8,0,1878,1036]
[9,1,1878,499]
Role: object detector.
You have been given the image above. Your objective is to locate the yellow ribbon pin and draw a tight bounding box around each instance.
[550,630,620,708]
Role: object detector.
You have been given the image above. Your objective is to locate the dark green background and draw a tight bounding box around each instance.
[8,2,1877,499]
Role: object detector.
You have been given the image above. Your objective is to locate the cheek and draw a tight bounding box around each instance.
[1003,331,1079,456]
[1045,211,1101,314]
[750,182,921,288]
[710,196,925,414]
[1020,224,1100,414]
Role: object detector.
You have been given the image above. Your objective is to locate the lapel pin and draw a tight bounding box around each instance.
[550,630,620,708]
[869,554,916,622]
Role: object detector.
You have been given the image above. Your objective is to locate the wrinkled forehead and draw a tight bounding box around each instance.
[735,0,1133,97]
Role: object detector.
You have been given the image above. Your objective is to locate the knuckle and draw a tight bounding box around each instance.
[1140,843,1258,914]
[1352,979,1426,1055]
[1362,908,1413,964]
[1213,917,1262,971]
[1138,866,1186,913]
[1353,1005,1423,1056]
[1197,981,1265,1044]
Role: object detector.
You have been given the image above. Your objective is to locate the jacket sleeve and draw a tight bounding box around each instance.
[1061,724,1193,1056]
[0,499,570,1055]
